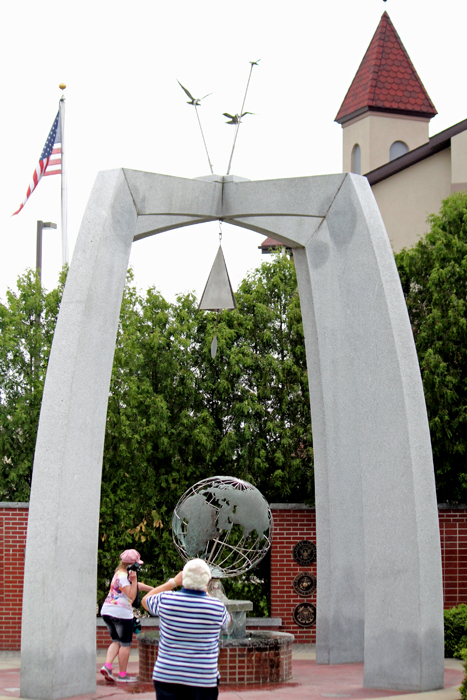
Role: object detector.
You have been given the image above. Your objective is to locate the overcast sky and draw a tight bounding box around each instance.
[1,0,465,303]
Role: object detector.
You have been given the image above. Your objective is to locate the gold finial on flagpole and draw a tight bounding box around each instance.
[59,83,66,91]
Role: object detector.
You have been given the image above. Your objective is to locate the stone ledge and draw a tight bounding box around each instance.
[247,618,282,627]
[220,630,294,648]
[270,503,314,510]
[97,616,282,628]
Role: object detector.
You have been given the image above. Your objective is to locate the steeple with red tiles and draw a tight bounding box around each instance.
[336,12,437,124]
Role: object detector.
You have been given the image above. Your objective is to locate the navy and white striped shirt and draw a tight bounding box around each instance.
[147,588,230,687]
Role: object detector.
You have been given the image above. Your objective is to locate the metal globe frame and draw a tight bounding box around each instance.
[172,476,273,578]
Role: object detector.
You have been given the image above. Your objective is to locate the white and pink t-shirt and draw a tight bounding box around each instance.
[100,571,133,619]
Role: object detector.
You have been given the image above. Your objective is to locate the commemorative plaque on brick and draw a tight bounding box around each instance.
[293,540,316,566]
[292,571,316,597]
[293,602,316,627]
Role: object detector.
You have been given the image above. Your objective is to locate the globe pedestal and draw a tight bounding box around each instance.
[224,600,252,639]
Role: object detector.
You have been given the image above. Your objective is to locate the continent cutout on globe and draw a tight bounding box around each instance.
[205,487,270,539]
[177,493,219,557]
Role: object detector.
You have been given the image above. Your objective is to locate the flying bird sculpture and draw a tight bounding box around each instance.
[223,111,253,125]
[177,81,213,107]
[177,79,214,173]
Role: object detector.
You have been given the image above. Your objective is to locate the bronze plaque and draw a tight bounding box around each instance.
[293,540,316,566]
[292,572,316,597]
[293,602,316,627]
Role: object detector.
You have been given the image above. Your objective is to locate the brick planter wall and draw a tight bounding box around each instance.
[1,502,467,650]
[138,632,294,685]
[218,641,293,685]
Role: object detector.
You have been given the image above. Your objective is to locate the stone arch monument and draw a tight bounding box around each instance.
[20,170,444,699]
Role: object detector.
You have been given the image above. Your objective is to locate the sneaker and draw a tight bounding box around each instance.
[116,674,138,683]
[100,666,115,682]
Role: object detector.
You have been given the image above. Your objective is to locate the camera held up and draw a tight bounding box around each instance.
[127,562,141,574]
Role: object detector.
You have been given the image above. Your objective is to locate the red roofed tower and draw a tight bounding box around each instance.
[336,12,437,175]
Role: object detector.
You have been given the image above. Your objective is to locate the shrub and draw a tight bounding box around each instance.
[444,605,467,657]
[459,649,467,700]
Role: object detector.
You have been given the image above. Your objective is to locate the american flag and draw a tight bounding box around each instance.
[13,112,62,216]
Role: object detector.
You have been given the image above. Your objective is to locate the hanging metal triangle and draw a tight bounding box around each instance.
[198,245,237,311]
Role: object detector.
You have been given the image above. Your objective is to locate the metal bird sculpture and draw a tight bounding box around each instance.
[177,80,213,106]
[177,80,214,173]
[225,60,260,174]
[223,112,253,125]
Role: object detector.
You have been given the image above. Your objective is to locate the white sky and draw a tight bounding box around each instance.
[1,0,465,303]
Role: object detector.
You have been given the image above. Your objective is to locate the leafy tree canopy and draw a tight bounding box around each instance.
[98,255,313,611]
[395,192,467,503]
[0,269,65,501]
[0,255,311,613]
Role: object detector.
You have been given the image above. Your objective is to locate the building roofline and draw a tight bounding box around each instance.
[366,117,467,185]
[336,105,435,126]
[335,12,437,124]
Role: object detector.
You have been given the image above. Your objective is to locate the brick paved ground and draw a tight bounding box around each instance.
[0,650,463,700]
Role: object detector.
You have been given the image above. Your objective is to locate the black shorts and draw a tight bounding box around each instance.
[154,680,219,700]
[102,615,133,647]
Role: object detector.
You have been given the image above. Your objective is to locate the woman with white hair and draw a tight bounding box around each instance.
[142,558,231,700]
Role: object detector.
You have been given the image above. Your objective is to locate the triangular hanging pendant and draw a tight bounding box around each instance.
[198,245,237,311]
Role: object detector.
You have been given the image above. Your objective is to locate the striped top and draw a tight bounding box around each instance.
[147,588,230,687]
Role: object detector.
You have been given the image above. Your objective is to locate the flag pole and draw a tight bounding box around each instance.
[59,83,69,265]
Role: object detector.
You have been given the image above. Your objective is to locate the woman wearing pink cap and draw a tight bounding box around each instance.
[100,549,153,682]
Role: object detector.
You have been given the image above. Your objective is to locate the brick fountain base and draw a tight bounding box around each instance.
[138,630,295,686]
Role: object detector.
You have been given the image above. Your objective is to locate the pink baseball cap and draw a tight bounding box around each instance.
[120,549,143,564]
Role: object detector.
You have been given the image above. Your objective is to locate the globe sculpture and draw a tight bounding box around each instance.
[172,476,273,579]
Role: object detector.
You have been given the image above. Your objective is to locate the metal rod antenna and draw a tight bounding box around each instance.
[195,104,214,174]
[226,60,259,175]
[239,61,257,122]
[59,90,69,265]
[177,81,214,174]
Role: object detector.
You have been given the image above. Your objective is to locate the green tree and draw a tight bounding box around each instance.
[99,277,219,601]
[200,252,313,502]
[0,258,313,613]
[0,270,65,501]
[396,192,467,503]
[98,255,314,612]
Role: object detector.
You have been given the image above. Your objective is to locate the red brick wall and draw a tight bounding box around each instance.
[0,504,28,650]
[439,508,467,608]
[270,504,467,644]
[1,503,467,650]
[270,506,317,643]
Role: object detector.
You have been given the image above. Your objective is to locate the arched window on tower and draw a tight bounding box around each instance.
[390,141,409,161]
[351,144,361,175]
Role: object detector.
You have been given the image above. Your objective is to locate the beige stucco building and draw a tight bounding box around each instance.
[336,12,467,252]
[261,12,467,256]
